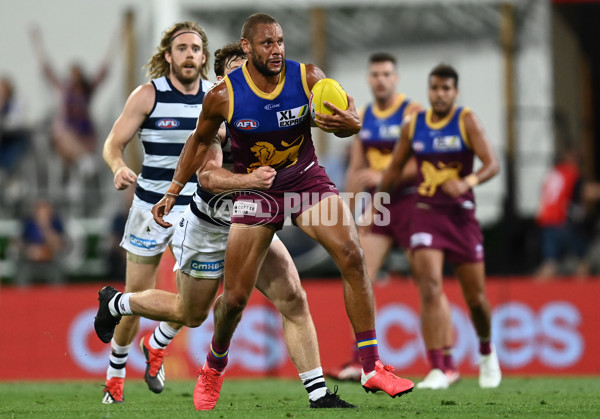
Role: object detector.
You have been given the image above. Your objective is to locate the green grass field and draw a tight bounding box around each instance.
[1,377,599,418]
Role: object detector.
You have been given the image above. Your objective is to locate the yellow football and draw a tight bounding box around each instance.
[309,78,349,133]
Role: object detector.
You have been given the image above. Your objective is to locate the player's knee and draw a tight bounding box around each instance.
[222,293,249,316]
[465,291,486,311]
[419,279,443,305]
[181,311,209,328]
[277,287,309,318]
[336,241,365,273]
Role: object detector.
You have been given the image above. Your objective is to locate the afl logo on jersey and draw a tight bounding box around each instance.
[413,141,425,152]
[156,119,180,129]
[235,119,259,130]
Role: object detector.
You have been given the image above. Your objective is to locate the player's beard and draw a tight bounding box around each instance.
[252,51,284,77]
[172,61,201,85]
[432,101,453,118]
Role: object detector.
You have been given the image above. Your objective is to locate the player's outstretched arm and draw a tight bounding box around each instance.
[103,83,154,190]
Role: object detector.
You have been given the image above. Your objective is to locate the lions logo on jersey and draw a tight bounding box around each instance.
[247,135,304,172]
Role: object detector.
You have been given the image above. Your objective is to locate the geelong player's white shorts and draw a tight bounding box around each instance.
[171,205,229,279]
[120,204,183,257]
[171,205,280,280]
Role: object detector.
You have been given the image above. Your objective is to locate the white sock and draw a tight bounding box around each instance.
[149,322,180,350]
[106,339,131,379]
[299,367,327,401]
[108,293,133,316]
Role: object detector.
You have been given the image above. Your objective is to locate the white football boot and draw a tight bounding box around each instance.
[479,345,502,388]
[416,368,449,389]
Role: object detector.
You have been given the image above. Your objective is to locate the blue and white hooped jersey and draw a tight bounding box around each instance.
[133,76,213,211]
[189,126,234,230]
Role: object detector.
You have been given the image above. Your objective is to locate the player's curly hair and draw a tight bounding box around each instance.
[214,42,246,78]
[144,21,210,80]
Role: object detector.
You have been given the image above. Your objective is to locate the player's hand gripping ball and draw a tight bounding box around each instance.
[309,78,349,133]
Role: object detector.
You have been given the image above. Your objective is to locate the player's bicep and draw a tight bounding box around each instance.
[305,64,326,91]
[464,112,497,166]
[106,85,153,148]
[192,88,228,146]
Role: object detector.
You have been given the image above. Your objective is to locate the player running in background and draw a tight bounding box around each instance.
[377,63,501,389]
[95,41,355,410]
[99,21,213,403]
[152,13,415,411]
[331,52,444,382]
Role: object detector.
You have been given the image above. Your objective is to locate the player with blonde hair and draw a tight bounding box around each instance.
[99,21,211,403]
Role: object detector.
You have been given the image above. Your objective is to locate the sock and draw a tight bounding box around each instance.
[480,337,492,355]
[427,348,444,370]
[355,330,379,373]
[206,338,229,372]
[109,293,133,316]
[106,339,131,379]
[299,367,327,401]
[443,346,455,371]
[149,322,180,350]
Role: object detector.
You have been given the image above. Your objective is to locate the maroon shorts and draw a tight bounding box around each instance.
[370,192,416,249]
[231,164,339,230]
[409,203,484,264]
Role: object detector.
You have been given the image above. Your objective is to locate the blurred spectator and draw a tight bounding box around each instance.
[535,144,592,279]
[30,25,113,172]
[0,76,29,170]
[0,76,31,204]
[14,198,70,287]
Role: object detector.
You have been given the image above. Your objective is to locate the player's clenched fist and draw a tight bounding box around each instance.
[249,166,276,190]
[113,165,137,190]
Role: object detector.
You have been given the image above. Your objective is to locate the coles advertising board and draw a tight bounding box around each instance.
[0,277,598,380]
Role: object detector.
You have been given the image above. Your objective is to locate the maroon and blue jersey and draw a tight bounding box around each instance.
[224,59,318,192]
[359,94,416,198]
[409,106,475,207]
[359,94,410,171]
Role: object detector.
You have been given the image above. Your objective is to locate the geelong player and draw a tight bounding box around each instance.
[377,63,501,389]
[99,21,212,403]
[152,13,415,410]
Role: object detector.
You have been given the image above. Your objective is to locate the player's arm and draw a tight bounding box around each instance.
[377,116,414,194]
[152,83,228,227]
[441,110,500,198]
[195,136,276,193]
[404,101,424,117]
[305,64,361,137]
[344,137,369,195]
[359,118,414,226]
[102,83,154,190]
[200,165,276,194]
